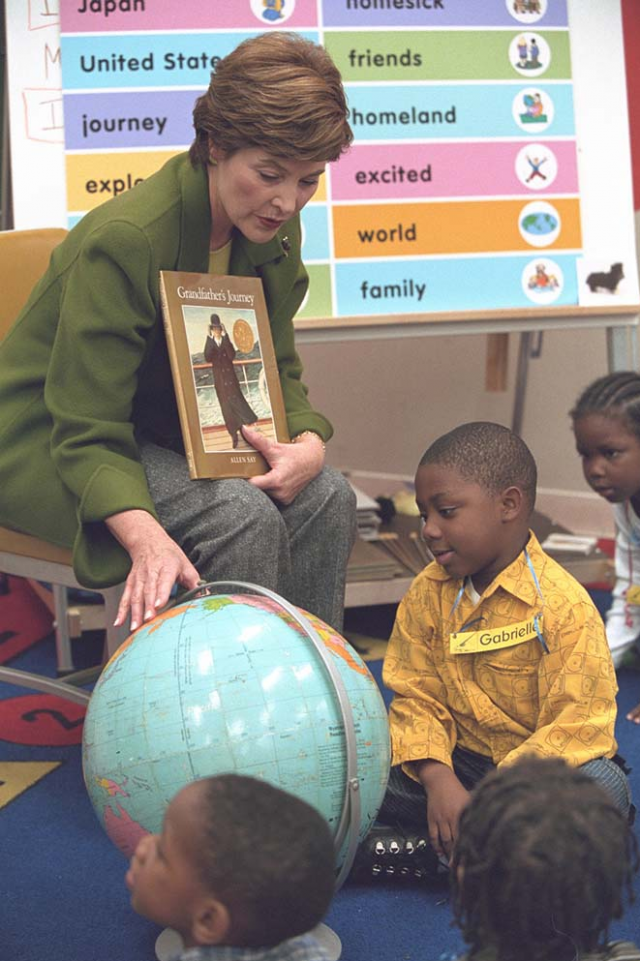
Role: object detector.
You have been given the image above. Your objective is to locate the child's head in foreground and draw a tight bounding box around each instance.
[451,757,638,961]
[126,774,335,949]
[571,371,640,506]
[416,422,537,591]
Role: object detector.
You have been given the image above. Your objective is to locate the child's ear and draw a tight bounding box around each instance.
[192,897,230,946]
[499,485,524,522]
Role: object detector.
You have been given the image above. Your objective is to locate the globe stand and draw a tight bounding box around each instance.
[311,922,342,960]
[179,580,363,889]
[155,927,183,961]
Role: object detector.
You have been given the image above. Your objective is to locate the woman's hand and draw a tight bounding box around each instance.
[105,509,200,631]
[242,426,325,504]
[416,760,471,861]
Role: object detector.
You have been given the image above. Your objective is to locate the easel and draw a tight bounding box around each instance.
[1,50,12,231]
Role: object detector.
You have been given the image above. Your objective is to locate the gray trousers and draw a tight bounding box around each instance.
[378,746,633,826]
[138,440,357,631]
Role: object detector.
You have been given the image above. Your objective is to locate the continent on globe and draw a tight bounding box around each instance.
[90,776,150,857]
[103,801,149,858]
[95,775,128,797]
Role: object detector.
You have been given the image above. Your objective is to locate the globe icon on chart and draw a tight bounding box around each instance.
[82,588,390,880]
[521,211,558,236]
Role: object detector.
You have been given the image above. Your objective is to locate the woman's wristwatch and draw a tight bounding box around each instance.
[291,430,326,452]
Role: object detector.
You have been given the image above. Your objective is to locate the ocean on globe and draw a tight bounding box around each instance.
[82,591,390,874]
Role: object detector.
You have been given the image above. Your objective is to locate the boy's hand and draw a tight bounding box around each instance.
[416,760,471,860]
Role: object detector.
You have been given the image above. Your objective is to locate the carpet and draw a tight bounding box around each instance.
[1,580,639,961]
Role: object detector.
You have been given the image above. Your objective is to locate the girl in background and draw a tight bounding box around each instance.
[571,370,640,722]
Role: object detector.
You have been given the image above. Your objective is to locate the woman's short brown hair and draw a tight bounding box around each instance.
[190,31,352,166]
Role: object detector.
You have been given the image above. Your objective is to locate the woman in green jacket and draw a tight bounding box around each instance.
[0,32,356,634]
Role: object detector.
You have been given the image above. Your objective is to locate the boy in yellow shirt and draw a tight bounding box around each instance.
[355,422,632,883]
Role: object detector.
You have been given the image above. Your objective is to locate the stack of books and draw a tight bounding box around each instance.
[347,481,406,582]
[540,532,598,555]
[540,529,612,585]
[350,482,382,541]
[346,536,408,583]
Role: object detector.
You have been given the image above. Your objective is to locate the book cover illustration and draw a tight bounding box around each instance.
[159,272,289,479]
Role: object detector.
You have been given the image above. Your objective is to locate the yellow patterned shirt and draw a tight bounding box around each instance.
[383,531,618,778]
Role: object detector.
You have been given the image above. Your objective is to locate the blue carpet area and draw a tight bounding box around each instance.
[1,600,640,961]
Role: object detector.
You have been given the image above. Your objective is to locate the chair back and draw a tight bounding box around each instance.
[0,225,130,674]
[0,228,68,340]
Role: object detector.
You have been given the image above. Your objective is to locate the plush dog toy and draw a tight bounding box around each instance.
[586,262,624,293]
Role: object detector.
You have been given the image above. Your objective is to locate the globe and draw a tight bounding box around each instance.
[82,587,390,881]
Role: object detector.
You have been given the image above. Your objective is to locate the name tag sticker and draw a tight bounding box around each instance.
[450,617,541,655]
[626,585,640,606]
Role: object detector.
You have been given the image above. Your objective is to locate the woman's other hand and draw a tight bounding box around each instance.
[243,426,325,504]
[105,509,200,631]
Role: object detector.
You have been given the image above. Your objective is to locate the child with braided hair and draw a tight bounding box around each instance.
[450,756,639,961]
[571,371,640,720]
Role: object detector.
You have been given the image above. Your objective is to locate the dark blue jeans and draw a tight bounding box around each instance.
[377,747,632,829]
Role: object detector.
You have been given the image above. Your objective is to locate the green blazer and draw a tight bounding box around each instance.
[0,153,332,588]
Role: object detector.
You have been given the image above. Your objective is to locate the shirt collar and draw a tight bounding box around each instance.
[232,229,293,269]
[177,934,324,961]
[423,529,544,606]
[179,946,266,961]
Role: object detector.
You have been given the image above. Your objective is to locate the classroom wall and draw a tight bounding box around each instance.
[300,322,616,537]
